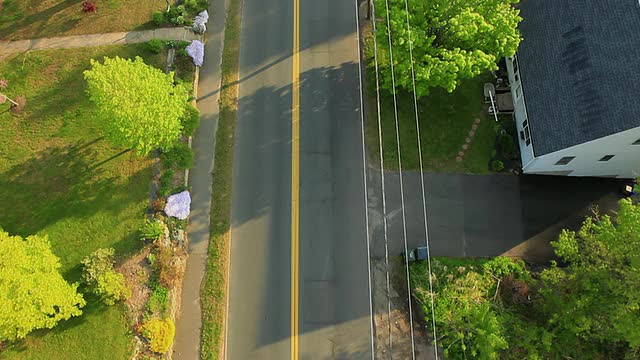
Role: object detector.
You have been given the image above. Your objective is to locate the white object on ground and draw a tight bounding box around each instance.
[186,40,205,67]
[164,191,191,220]
[193,10,209,34]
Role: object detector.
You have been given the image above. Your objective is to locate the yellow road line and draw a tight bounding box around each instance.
[291,0,300,357]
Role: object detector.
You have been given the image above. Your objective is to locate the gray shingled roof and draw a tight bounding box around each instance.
[517,0,640,156]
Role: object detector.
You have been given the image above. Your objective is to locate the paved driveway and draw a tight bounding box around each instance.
[368,171,624,262]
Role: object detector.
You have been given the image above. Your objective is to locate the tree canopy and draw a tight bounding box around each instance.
[0,230,85,341]
[372,0,522,96]
[84,56,189,155]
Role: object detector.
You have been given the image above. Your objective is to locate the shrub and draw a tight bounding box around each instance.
[181,104,200,136]
[10,95,26,113]
[156,246,179,288]
[152,11,166,26]
[483,256,526,279]
[491,159,504,172]
[152,198,166,213]
[81,248,131,305]
[140,219,164,241]
[142,318,175,354]
[146,283,169,316]
[498,133,515,155]
[82,1,97,13]
[161,143,194,170]
[145,39,165,54]
[159,169,174,197]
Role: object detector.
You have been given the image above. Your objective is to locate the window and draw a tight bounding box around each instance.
[515,85,522,99]
[633,139,640,145]
[555,156,575,165]
[599,155,615,161]
[512,56,519,82]
[521,118,531,146]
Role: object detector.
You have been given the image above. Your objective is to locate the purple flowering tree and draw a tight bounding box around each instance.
[192,10,209,34]
[186,40,205,67]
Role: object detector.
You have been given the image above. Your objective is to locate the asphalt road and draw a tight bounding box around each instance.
[226,0,373,358]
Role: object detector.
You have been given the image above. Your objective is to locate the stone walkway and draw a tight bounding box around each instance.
[0,27,200,58]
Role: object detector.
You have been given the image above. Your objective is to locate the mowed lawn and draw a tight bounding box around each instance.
[0,45,163,359]
[0,0,166,40]
[366,73,496,174]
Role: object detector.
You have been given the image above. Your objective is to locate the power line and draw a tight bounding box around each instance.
[368,0,395,356]
[353,0,378,357]
[380,0,417,356]
[399,0,440,358]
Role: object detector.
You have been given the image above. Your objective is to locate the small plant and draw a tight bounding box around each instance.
[142,318,175,354]
[145,39,165,54]
[161,143,194,170]
[82,1,97,13]
[152,11,166,26]
[140,219,164,241]
[498,133,515,155]
[152,198,166,213]
[0,79,7,88]
[81,248,131,305]
[159,169,174,197]
[181,104,200,136]
[146,283,170,316]
[491,159,505,172]
[10,95,26,113]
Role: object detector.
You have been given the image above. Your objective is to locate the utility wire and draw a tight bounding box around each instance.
[399,0,440,358]
[354,0,378,358]
[368,0,394,356]
[380,0,417,357]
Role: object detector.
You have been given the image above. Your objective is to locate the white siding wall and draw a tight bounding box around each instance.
[506,56,535,167]
[524,126,640,178]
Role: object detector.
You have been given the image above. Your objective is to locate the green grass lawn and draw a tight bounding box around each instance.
[0,0,166,40]
[0,44,163,359]
[365,72,497,174]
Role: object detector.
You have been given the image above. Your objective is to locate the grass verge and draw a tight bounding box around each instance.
[0,0,166,40]
[199,0,242,359]
[0,44,163,359]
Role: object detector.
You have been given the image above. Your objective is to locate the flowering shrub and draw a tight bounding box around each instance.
[142,318,175,354]
[192,10,209,34]
[186,40,204,67]
[81,248,131,305]
[82,1,97,13]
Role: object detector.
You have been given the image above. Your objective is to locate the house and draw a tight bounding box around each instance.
[506,0,640,178]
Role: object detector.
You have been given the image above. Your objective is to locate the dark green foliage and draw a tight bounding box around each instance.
[161,142,194,170]
[498,133,515,155]
[181,104,200,136]
[159,169,174,197]
[145,39,165,54]
[139,219,164,241]
[152,11,166,26]
[491,159,504,172]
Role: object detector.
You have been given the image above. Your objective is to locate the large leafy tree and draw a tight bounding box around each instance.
[372,0,522,96]
[0,230,85,341]
[84,56,189,155]
[539,199,640,357]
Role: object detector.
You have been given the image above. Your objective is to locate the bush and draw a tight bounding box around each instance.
[82,1,97,13]
[159,169,174,197]
[145,39,165,54]
[140,219,164,241]
[498,133,515,155]
[483,256,526,279]
[152,11,166,26]
[181,104,200,136]
[146,283,169,316]
[491,159,505,172]
[142,318,175,354]
[161,143,194,170]
[81,248,131,305]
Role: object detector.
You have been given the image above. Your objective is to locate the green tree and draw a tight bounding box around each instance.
[81,248,131,306]
[0,229,85,341]
[84,56,189,155]
[372,0,522,96]
[540,199,640,357]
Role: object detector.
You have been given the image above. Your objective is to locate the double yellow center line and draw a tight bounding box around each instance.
[291,0,301,357]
